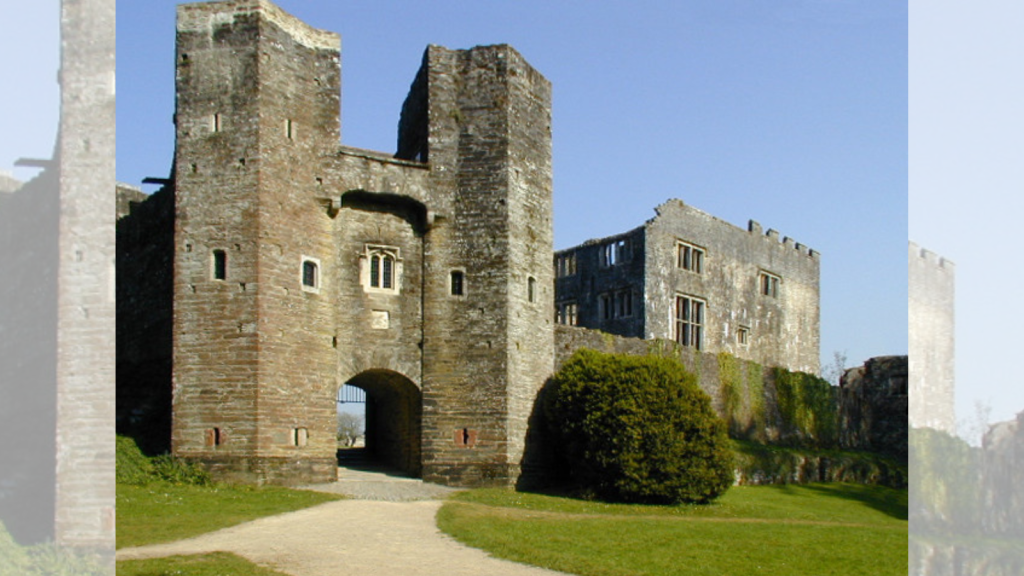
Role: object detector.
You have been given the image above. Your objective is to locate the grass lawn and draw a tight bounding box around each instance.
[117,481,342,549]
[438,483,907,576]
[116,552,291,576]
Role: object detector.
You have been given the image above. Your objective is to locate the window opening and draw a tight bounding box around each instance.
[292,427,308,447]
[302,259,318,288]
[557,301,578,326]
[677,241,705,273]
[759,271,780,298]
[737,326,750,345]
[675,295,705,350]
[451,271,464,296]
[212,249,226,280]
[556,253,577,277]
[528,277,537,302]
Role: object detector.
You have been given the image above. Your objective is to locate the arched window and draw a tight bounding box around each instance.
[363,245,401,293]
[370,252,394,288]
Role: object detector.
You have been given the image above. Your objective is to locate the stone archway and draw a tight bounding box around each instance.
[341,369,422,477]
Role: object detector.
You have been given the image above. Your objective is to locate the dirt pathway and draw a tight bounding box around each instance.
[116,468,568,576]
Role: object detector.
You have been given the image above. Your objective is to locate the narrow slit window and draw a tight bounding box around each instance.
[292,427,308,447]
[285,118,295,140]
[212,249,227,280]
[528,277,537,302]
[451,271,464,296]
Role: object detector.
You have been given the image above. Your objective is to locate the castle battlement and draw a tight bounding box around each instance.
[910,241,954,270]
[177,0,339,51]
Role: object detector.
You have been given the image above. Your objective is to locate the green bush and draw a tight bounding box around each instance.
[545,349,734,504]
[151,454,212,486]
[0,521,107,576]
[117,435,211,486]
[116,435,154,485]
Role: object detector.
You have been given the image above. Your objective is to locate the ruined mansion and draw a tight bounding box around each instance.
[117,0,822,487]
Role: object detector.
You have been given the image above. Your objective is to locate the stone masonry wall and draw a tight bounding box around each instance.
[838,355,908,462]
[645,200,820,375]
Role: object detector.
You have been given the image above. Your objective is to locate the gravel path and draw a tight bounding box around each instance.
[116,467,569,576]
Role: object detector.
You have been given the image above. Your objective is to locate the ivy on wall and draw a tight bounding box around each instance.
[772,366,838,448]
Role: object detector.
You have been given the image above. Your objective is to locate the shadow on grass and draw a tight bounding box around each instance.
[801,483,908,520]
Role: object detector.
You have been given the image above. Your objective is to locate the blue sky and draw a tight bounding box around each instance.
[910,0,1024,427]
[111,0,908,378]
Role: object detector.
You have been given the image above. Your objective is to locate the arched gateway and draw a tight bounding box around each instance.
[342,371,422,477]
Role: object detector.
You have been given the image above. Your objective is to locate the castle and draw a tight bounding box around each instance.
[555,200,820,375]
[117,0,823,488]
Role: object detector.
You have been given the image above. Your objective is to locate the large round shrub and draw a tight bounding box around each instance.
[545,349,734,504]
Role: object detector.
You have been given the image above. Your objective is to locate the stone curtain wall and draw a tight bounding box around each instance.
[838,356,908,463]
[555,326,839,447]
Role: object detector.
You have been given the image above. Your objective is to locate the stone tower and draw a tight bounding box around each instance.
[171,0,552,486]
[908,242,955,433]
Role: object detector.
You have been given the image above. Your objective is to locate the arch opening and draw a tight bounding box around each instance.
[337,369,421,477]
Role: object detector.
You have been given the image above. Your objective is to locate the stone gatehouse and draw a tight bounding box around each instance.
[117,0,824,488]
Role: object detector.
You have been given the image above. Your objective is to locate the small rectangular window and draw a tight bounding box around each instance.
[301,257,320,292]
[451,271,464,296]
[557,301,578,325]
[205,427,223,447]
[212,249,227,280]
[556,253,577,277]
[759,271,781,298]
[616,290,633,318]
[599,238,632,267]
[737,326,750,345]
[600,293,613,320]
[292,427,308,447]
[528,276,537,303]
[285,119,295,140]
[676,241,705,273]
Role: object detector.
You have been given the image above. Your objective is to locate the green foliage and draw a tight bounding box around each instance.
[0,521,107,576]
[909,427,982,534]
[732,441,907,489]
[545,349,734,504]
[117,435,211,486]
[772,366,838,447]
[150,454,212,486]
[116,435,154,485]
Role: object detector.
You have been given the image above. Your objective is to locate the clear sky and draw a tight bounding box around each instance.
[0,3,59,181]
[910,0,1024,429]
[110,0,907,376]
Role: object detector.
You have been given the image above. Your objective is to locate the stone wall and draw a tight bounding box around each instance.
[838,355,908,462]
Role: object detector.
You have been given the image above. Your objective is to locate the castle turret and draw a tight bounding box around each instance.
[172,0,341,483]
